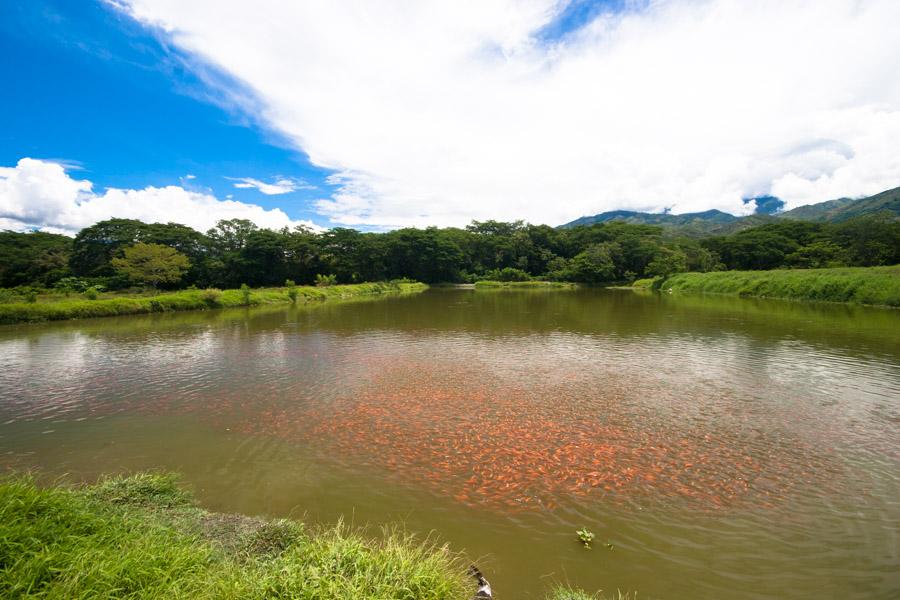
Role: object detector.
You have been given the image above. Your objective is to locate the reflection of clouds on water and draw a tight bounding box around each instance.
[1,291,898,600]
[1,310,897,513]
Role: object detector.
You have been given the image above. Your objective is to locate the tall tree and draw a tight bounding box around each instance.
[111,243,191,289]
[0,231,72,287]
[70,219,149,277]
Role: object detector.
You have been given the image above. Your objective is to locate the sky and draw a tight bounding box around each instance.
[2,0,900,235]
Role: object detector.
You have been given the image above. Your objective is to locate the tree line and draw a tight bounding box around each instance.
[1,215,897,291]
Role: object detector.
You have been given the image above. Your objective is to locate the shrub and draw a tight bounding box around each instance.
[285,279,298,302]
[315,273,338,287]
[53,277,90,295]
[202,288,222,307]
[631,278,657,289]
[483,267,531,282]
[83,287,101,300]
[239,283,252,305]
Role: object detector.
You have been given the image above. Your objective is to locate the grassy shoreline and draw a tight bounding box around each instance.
[0,473,616,599]
[0,282,428,325]
[0,473,467,599]
[658,265,900,307]
[473,280,577,289]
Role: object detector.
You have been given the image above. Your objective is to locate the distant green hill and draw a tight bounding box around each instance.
[778,186,900,222]
[560,186,900,235]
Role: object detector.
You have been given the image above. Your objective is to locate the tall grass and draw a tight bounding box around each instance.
[548,588,634,600]
[0,473,633,599]
[0,473,467,599]
[660,265,900,307]
[0,282,428,325]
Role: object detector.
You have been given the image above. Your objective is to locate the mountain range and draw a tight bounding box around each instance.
[559,186,900,236]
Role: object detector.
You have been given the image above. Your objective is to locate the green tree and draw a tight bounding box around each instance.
[111,243,191,289]
[566,242,621,283]
[383,227,462,282]
[784,241,848,268]
[70,218,149,277]
[646,247,689,278]
[0,231,73,287]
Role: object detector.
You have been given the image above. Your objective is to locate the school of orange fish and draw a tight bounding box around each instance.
[218,357,839,512]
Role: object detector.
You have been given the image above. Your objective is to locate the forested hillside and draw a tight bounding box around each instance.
[561,186,900,235]
[778,186,900,222]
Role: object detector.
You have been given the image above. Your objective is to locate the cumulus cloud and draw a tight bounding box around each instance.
[114,1,900,226]
[226,176,313,195]
[0,158,320,235]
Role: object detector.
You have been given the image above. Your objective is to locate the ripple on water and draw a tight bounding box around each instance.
[0,296,898,599]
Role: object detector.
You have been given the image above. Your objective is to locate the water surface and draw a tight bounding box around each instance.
[1,289,898,599]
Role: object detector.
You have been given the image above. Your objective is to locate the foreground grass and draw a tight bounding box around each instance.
[0,282,427,325]
[474,280,577,289]
[0,473,467,600]
[659,265,900,307]
[0,473,622,599]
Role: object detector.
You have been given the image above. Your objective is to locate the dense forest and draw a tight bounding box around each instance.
[1,215,898,292]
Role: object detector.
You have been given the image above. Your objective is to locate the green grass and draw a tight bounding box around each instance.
[548,588,634,600]
[660,265,900,307]
[474,280,577,289]
[0,473,623,600]
[0,282,428,325]
[0,473,467,600]
[629,278,656,289]
[0,473,624,599]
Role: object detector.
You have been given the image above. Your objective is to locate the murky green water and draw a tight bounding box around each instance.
[1,288,898,599]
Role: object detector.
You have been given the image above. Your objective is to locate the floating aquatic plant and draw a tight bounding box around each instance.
[576,527,595,548]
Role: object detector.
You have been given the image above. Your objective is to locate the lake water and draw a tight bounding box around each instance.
[1,288,898,599]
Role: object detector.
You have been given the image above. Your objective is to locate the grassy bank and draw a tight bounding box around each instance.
[474,280,577,289]
[0,473,466,599]
[659,265,900,307]
[0,473,621,599]
[0,282,427,325]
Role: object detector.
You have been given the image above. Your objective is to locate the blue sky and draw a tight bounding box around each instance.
[1,0,335,227]
[0,0,614,231]
[2,1,898,233]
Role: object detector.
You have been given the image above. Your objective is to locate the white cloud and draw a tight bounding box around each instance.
[114,1,900,225]
[0,158,320,235]
[226,176,312,195]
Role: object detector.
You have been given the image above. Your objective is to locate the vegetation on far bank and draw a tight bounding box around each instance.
[0,281,426,325]
[473,280,577,289]
[658,265,900,307]
[0,473,622,600]
[2,210,897,295]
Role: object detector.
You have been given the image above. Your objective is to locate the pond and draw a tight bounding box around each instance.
[1,288,898,599]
